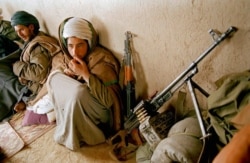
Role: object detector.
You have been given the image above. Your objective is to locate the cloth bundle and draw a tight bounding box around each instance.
[136,116,203,163]
[23,94,55,126]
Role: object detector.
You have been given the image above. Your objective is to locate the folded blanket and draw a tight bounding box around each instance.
[24,94,56,125]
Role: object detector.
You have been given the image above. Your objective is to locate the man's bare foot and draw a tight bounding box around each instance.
[14,101,26,112]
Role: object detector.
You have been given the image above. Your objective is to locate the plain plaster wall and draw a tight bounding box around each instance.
[1,0,249,107]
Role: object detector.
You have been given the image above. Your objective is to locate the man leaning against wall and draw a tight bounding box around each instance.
[0,10,62,121]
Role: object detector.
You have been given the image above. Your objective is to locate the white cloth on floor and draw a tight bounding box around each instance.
[26,94,54,114]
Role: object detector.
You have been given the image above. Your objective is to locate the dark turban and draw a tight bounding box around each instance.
[11,11,40,30]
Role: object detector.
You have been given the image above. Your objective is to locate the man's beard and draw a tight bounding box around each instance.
[24,34,36,44]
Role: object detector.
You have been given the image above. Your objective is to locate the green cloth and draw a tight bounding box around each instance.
[208,70,250,146]
[0,20,21,42]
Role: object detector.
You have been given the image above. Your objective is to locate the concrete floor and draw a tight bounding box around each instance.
[3,128,136,163]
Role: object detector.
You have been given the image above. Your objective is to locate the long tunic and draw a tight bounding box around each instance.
[47,46,123,150]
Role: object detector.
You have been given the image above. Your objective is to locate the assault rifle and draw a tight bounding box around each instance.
[110,26,237,162]
[123,31,136,118]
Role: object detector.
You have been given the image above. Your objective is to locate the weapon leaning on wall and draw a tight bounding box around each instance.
[109,26,238,162]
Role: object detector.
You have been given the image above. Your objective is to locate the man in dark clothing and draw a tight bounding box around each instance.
[0,35,19,58]
[0,10,62,121]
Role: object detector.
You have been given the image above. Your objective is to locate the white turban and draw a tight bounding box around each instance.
[63,17,96,49]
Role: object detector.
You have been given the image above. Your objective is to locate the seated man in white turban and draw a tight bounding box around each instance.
[47,17,123,150]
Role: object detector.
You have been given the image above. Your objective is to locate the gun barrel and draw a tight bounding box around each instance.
[151,26,237,108]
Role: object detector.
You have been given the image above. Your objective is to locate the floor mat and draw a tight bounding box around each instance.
[9,112,56,145]
[0,121,24,159]
[0,112,55,159]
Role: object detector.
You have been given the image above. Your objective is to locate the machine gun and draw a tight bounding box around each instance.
[110,26,237,162]
[123,31,136,118]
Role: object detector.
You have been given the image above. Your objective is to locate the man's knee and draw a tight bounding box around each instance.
[73,84,90,100]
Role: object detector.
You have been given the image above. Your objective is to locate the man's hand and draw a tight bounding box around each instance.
[68,57,90,83]
[64,68,77,79]
[18,77,28,85]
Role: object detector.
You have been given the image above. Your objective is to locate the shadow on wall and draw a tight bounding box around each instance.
[34,11,50,36]
[91,16,111,52]
[130,35,148,100]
